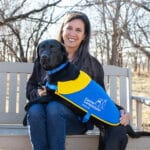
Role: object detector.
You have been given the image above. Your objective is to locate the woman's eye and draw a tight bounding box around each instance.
[76,29,82,32]
[66,26,72,30]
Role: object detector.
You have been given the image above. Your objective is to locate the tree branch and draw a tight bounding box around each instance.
[0,0,61,26]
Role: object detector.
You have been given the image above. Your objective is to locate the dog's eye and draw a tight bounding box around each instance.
[49,45,55,49]
[39,45,45,49]
[50,49,57,54]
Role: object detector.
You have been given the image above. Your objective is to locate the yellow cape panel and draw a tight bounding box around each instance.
[57,71,91,94]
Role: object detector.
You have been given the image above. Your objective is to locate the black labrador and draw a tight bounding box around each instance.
[24,39,150,141]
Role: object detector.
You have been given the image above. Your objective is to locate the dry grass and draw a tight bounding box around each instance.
[131,71,150,131]
[132,72,150,98]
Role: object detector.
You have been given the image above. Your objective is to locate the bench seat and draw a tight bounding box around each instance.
[0,132,150,150]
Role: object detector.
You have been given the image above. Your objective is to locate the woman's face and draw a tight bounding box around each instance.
[62,19,85,55]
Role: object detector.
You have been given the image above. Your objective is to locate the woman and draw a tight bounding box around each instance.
[26,11,130,150]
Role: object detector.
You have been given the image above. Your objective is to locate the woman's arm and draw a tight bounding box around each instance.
[26,61,45,101]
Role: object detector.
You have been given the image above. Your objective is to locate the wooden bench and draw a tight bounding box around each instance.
[0,62,149,150]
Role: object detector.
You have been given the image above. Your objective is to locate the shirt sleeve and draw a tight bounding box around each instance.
[26,61,42,101]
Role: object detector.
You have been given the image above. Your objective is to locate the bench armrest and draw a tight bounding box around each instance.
[132,96,150,106]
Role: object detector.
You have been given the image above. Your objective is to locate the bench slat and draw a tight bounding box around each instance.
[109,76,117,102]
[120,76,128,110]
[103,65,129,76]
[0,113,25,124]
[9,73,17,113]
[0,62,33,73]
[0,73,7,113]
[18,73,29,113]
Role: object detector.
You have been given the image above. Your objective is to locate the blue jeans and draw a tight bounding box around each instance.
[27,101,87,150]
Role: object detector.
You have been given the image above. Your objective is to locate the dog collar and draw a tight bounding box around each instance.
[45,82,57,90]
[47,62,68,75]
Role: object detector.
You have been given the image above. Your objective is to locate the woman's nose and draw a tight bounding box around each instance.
[69,29,76,36]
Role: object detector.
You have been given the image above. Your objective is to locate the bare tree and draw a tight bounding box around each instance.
[0,0,65,62]
[77,0,150,70]
[121,1,150,71]
[89,0,125,66]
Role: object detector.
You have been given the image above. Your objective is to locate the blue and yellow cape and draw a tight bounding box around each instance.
[47,71,120,126]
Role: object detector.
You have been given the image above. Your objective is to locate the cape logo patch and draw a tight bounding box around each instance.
[83,97,107,112]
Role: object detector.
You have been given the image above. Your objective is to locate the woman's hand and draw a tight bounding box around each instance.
[120,110,130,126]
[37,86,47,96]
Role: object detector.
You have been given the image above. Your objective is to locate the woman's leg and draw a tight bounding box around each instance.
[104,125,128,150]
[27,104,48,150]
[46,101,87,150]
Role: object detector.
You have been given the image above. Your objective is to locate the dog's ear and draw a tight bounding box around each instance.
[60,43,68,61]
[34,43,41,63]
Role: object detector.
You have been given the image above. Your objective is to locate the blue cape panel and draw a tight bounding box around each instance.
[55,71,120,126]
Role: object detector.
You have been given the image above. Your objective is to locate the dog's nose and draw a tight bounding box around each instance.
[41,54,48,59]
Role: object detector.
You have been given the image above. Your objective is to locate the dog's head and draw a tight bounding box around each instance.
[37,39,68,70]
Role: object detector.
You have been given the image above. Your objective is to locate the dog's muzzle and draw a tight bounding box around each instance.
[40,53,49,61]
[40,54,50,69]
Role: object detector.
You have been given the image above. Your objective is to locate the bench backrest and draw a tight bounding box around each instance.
[103,65,131,112]
[0,62,131,126]
[0,62,33,125]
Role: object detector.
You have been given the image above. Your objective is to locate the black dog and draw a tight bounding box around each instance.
[24,39,150,140]
[37,39,82,112]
